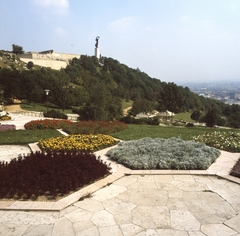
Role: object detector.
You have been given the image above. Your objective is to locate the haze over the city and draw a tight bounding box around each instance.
[1,0,240,83]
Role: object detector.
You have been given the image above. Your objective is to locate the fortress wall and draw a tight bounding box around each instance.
[20,58,68,70]
[19,52,80,70]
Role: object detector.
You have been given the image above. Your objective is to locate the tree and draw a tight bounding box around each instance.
[157,82,185,113]
[191,110,201,122]
[12,44,24,54]
[27,61,34,70]
[204,107,218,127]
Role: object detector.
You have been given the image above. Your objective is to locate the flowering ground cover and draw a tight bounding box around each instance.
[0,151,111,200]
[107,137,221,170]
[193,131,240,152]
[0,124,16,132]
[39,134,119,152]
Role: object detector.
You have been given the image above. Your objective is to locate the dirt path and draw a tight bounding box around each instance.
[4,103,25,112]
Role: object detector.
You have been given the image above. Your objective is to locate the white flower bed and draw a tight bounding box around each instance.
[107,137,220,170]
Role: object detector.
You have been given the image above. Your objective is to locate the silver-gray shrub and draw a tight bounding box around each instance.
[106,137,221,170]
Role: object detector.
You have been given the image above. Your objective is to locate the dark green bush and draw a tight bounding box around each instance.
[43,110,68,119]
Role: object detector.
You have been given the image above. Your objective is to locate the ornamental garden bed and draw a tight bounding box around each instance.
[0,151,111,201]
[107,137,221,170]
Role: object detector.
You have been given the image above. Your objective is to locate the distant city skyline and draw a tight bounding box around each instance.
[1,0,240,83]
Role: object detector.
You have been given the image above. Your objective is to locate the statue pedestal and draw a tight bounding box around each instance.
[95,47,100,59]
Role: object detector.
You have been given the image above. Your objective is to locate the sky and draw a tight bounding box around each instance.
[0,0,240,84]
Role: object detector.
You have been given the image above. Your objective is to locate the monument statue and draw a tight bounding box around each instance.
[95,36,100,48]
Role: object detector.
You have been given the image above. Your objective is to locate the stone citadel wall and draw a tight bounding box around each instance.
[18,51,80,70]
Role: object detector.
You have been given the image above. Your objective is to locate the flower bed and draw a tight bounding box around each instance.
[107,137,221,170]
[24,119,128,134]
[0,124,16,132]
[39,134,119,152]
[0,151,111,200]
[24,119,73,130]
[193,131,240,152]
[0,115,11,121]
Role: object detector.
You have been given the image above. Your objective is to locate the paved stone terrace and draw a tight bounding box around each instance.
[0,112,240,235]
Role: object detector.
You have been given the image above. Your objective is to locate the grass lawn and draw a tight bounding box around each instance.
[0,130,62,145]
[174,112,195,123]
[111,124,237,141]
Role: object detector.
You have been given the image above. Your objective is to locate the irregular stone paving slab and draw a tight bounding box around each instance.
[0,223,30,236]
[0,211,59,225]
[23,224,53,236]
[167,198,189,211]
[135,229,159,236]
[73,221,98,236]
[129,188,168,206]
[156,229,189,235]
[120,223,144,235]
[170,210,201,231]
[114,210,133,225]
[207,183,240,211]
[132,206,171,229]
[188,232,207,236]
[98,225,123,236]
[155,182,178,191]
[177,180,209,192]
[201,223,237,236]
[102,198,136,215]
[168,188,183,198]
[91,209,116,227]
[91,184,127,201]
[74,198,104,213]
[183,191,237,224]
[64,208,92,223]
[224,213,240,233]
[113,175,138,186]
[173,175,195,182]
[193,175,215,184]
[52,217,75,236]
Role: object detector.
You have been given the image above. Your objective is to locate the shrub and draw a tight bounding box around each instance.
[107,137,220,170]
[24,119,73,130]
[193,131,240,152]
[0,124,16,132]
[43,110,68,119]
[0,151,111,200]
[39,134,119,152]
[230,158,240,178]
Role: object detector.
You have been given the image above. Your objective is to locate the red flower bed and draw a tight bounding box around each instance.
[24,119,128,134]
[24,119,73,130]
[62,120,128,134]
[0,151,111,200]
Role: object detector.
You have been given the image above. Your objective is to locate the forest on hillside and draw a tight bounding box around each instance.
[0,51,240,127]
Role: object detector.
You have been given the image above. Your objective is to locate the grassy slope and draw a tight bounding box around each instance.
[111,124,237,141]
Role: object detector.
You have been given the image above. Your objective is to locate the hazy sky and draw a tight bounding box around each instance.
[1,0,240,83]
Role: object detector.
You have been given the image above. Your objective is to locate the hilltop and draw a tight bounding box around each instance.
[0,51,240,127]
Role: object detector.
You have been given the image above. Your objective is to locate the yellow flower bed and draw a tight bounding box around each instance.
[39,134,119,152]
[0,115,11,121]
